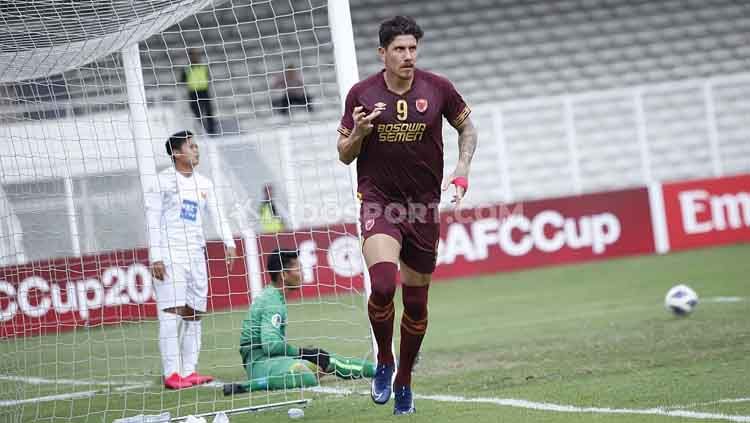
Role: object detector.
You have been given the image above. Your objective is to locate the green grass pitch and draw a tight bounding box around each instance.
[2,243,749,422]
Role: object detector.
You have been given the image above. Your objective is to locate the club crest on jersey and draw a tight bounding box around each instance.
[365,218,375,231]
[416,98,428,113]
[271,313,282,329]
[374,102,387,110]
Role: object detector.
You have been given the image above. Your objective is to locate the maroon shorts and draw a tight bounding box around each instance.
[360,201,440,274]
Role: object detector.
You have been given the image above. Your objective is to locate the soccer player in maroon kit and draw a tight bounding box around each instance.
[337,16,477,415]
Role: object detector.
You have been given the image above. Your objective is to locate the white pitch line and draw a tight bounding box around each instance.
[703,297,746,303]
[0,390,99,406]
[0,375,111,386]
[308,386,750,422]
[419,394,750,423]
[308,386,359,395]
[200,381,225,389]
[0,379,153,407]
[669,398,750,410]
[113,383,153,392]
[0,375,145,388]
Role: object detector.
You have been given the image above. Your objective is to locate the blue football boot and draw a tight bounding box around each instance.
[393,385,416,415]
[371,363,395,404]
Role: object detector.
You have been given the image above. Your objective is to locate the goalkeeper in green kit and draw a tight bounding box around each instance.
[224,249,375,395]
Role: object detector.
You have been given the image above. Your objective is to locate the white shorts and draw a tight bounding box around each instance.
[154,255,209,313]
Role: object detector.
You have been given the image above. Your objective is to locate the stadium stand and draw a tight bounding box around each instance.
[352,0,749,101]
[5,0,747,123]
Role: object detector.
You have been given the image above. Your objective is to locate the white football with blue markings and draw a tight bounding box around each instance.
[665,284,699,316]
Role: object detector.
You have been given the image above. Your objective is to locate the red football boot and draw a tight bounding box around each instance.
[164,373,192,390]
[183,372,214,386]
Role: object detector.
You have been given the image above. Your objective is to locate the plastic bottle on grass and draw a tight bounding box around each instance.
[288,408,305,419]
[113,412,171,423]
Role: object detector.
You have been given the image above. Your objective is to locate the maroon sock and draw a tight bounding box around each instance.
[367,262,397,365]
[394,285,429,387]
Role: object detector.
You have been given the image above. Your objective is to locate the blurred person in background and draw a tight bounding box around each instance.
[258,183,286,234]
[272,64,314,115]
[183,48,218,136]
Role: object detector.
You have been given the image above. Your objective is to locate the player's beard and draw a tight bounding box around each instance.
[398,65,414,80]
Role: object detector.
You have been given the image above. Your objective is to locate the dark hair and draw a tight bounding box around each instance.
[267,248,299,283]
[379,16,423,48]
[165,130,193,160]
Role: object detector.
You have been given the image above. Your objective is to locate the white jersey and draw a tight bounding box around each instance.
[145,168,235,264]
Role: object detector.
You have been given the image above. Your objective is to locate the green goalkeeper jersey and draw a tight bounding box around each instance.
[240,286,299,363]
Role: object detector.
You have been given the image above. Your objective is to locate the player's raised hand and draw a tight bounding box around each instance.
[351,104,385,137]
[441,173,469,207]
[151,261,166,281]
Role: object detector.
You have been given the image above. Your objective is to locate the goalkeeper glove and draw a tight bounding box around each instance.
[299,347,331,371]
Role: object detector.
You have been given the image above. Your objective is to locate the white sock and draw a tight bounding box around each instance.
[158,311,182,377]
[181,319,202,376]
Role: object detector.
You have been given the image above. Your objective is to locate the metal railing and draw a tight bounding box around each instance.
[443,72,750,207]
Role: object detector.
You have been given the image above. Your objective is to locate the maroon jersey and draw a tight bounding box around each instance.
[338,69,470,205]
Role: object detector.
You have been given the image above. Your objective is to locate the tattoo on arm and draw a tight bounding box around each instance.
[457,119,477,171]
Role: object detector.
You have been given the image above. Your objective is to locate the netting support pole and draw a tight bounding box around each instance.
[703,81,722,177]
[492,106,513,203]
[121,43,159,258]
[634,88,652,185]
[278,129,299,230]
[243,227,264,300]
[329,0,384,362]
[64,176,81,256]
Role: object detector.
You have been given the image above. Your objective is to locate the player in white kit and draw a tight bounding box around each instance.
[146,130,237,389]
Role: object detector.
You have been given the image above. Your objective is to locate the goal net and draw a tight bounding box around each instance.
[0,0,371,421]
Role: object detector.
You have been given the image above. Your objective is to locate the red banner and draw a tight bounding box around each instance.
[0,249,155,338]
[662,174,750,251]
[0,241,251,338]
[434,188,655,279]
